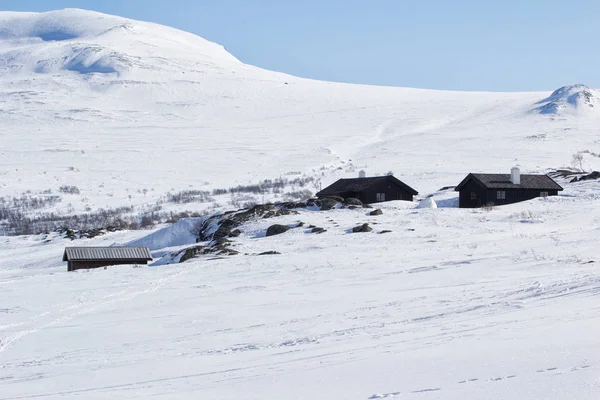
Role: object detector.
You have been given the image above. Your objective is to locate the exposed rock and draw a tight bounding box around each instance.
[379,230,392,234]
[178,242,239,263]
[212,218,238,239]
[56,226,120,241]
[278,201,307,209]
[210,237,232,247]
[263,211,276,219]
[306,198,319,207]
[344,197,363,206]
[179,246,201,263]
[198,203,298,241]
[229,229,242,237]
[550,169,581,179]
[352,223,373,233]
[318,198,339,210]
[266,224,290,237]
[571,171,600,182]
[326,195,345,203]
[258,250,281,255]
[311,227,326,234]
[369,209,383,216]
[362,204,373,209]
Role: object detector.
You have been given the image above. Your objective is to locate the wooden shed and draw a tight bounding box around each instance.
[63,247,153,271]
[455,168,563,208]
[316,173,418,204]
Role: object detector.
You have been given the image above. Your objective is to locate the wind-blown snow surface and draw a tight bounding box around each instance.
[1,181,600,399]
[1,8,600,399]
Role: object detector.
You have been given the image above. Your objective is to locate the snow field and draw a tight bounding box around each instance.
[1,180,599,399]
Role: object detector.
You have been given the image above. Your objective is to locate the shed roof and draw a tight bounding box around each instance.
[62,247,153,261]
[317,175,418,196]
[455,173,563,191]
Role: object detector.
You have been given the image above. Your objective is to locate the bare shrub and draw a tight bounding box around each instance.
[283,189,313,201]
[59,185,80,195]
[165,190,214,204]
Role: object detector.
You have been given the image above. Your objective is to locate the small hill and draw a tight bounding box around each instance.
[533,84,597,115]
[0,8,239,77]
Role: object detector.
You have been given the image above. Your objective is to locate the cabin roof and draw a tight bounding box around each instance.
[317,175,418,196]
[62,247,153,261]
[455,173,563,191]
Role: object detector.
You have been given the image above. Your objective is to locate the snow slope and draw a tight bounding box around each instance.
[1,180,600,399]
[0,9,599,214]
[1,8,600,400]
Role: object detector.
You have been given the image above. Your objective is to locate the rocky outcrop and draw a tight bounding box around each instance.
[198,204,298,241]
[178,241,239,263]
[266,224,290,237]
[258,250,281,255]
[344,197,363,206]
[318,198,340,210]
[571,171,600,182]
[352,223,373,233]
[369,209,383,216]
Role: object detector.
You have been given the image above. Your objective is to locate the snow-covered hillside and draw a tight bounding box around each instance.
[0,9,598,216]
[1,8,600,400]
[2,180,600,399]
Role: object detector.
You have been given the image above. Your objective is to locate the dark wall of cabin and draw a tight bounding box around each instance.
[317,183,414,204]
[484,189,558,206]
[68,259,149,271]
[459,179,559,208]
[362,181,414,204]
[458,180,487,208]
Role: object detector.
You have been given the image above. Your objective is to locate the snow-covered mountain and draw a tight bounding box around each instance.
[1,9,598,214]
[533,84,598,115]
[1,10,600,399]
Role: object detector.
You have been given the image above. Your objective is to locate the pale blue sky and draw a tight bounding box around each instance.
[3,0,599,91]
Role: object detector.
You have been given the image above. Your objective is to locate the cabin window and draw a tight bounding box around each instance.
[470,192,477,200]
[376,193,386,202]
[540,191,549,197]
[497,190,506,200]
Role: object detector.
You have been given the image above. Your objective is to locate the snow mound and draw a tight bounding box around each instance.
[416,197,437,209]
[0,9,239,77]
[533,84,597,115]
[125,217,203,251]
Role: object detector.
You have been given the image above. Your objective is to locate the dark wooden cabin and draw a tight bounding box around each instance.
[63,247,153,271]
[455,168,563,208]
[316,173,418,204]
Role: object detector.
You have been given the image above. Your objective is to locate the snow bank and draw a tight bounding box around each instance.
[125,217,203,251]
[417,197,438,209]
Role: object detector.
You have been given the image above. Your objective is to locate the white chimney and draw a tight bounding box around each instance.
[511,167,521,185]
[359,170,366,178]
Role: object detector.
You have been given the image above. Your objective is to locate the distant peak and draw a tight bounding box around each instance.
[547,84,590,99]
[533,84,596,115]
[0,8,239,77]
